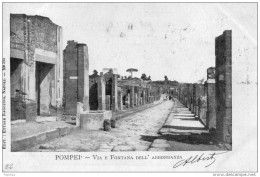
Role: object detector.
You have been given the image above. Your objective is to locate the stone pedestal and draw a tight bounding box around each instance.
[80,111,112,130]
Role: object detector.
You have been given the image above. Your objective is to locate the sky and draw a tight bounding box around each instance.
[3,3,257,83]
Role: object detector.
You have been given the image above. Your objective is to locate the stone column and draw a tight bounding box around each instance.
[192,84,197,115]
[78,44,89,113]
[215,30,232,146]
[105,95,110,110]
[142,90,146,105]
[97,76,106,110]
[206,67,216,130]
[136,87,140,106]
[139,88,142,105]
[125,93,130,108]
[193,84,203,116]
[134,93,138,106]
[147,88,150,103]
[130,86,135,108]
[118,90,123,110]
[111,74,118,111]
[56,26,63,109]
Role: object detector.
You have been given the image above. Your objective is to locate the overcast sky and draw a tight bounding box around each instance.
[3,3,257,83]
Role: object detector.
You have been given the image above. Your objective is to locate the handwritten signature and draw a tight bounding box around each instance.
[173,151,229,168]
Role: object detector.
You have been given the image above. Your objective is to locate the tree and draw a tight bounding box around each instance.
[93,70,98,76]
[126,68,138,78]
[90,69,99,78]
[147,75,151,80]
[164,75,168,81]
[141,73,147,80]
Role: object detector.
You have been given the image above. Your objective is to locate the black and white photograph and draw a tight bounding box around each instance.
[2,2,258,174]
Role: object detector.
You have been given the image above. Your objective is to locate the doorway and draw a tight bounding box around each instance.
[36,61,55,116]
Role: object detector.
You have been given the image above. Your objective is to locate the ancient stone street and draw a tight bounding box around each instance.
[25,100,174,152]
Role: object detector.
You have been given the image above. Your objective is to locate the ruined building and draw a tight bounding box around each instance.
[10,14,63,121]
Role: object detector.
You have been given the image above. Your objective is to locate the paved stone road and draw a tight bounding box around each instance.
[25,100,174,152]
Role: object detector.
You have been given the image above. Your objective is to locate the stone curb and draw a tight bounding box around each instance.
[11,126,78,152]
[114,101,164,120]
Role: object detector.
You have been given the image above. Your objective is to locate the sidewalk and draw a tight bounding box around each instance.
[149,100,223,151]
[113,99,164,120]
[11,118,77,152]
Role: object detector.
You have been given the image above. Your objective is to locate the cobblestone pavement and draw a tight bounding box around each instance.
[25,100,174,152]
[149,99,223,151]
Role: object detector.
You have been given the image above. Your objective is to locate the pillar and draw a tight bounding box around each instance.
[118,91,123,110]
[138,88,141,106]
[97,76,106,110]
[215,30,232,145]
[125,93,130,108]
[106,95,110,110]
[79,44,89,113]
[142,90,146,105]
[147,88,150,103]
[206,67,216,130]
[111,74,118,111]
[130,86,135,108]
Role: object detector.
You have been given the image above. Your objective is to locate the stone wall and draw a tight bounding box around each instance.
[215,30,232,145]
[10,14,63,120]
[11,14,58,66]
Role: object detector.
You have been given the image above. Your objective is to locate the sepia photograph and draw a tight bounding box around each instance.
[2,2,258,173]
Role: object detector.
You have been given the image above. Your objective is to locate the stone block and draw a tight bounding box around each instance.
[57,127,69,136]
[36,132,47,144]
[46,129,60,141]
[80,111,112,130]
[11,135,37,152]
